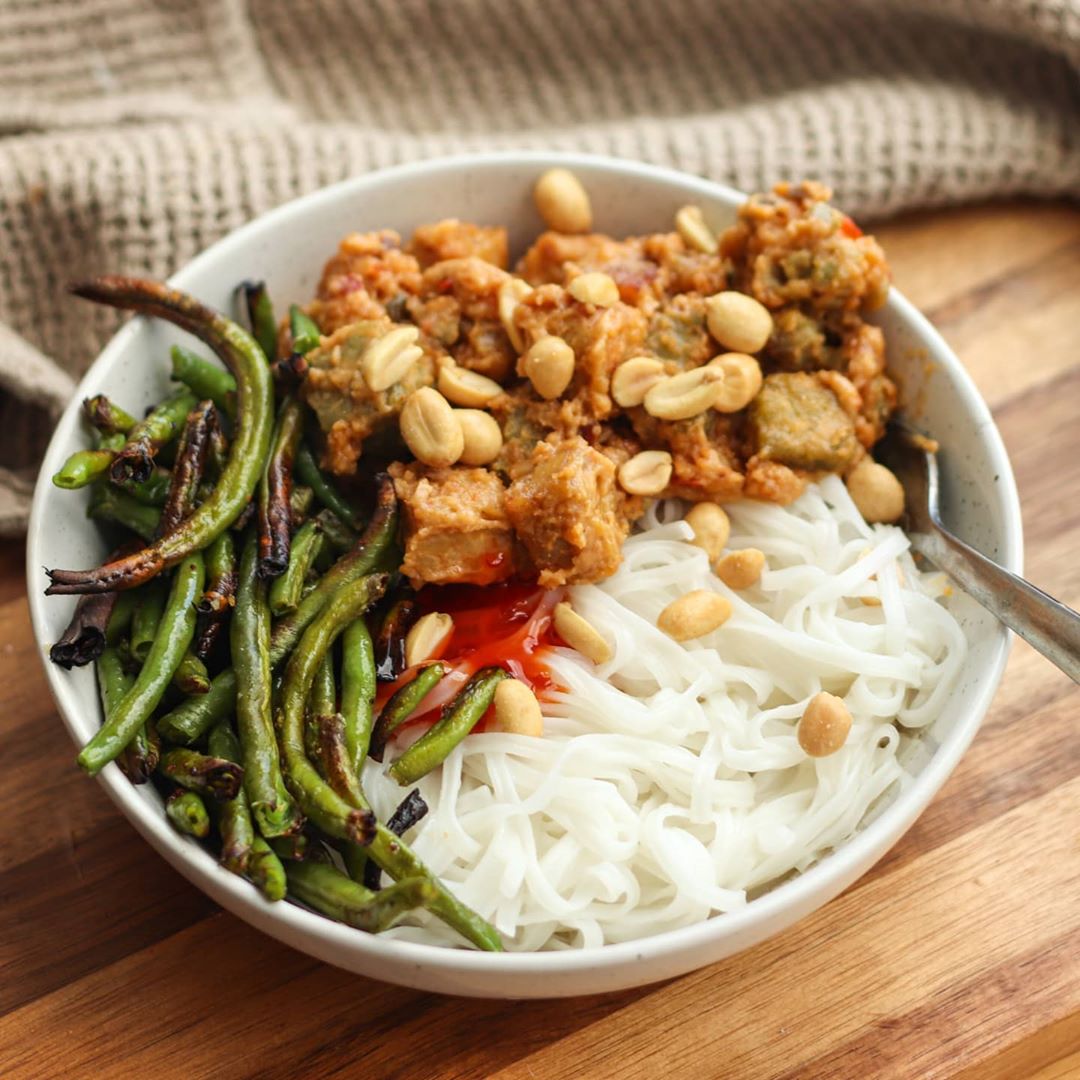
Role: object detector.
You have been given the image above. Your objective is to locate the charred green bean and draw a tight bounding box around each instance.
[278,574,388,843]
[159,747,244,801]
[268,519,323,616]
[165,790,211,838]
[170,344,237,417]
[231,531,302,838]
[156,476,397,744]
[76,551,204,775]
[389,667,507,786]
[340,616,377,770]
[48,278,274,595]
[370,662,446,760]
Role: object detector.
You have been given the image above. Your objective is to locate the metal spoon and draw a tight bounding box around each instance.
[878,421,1080,684]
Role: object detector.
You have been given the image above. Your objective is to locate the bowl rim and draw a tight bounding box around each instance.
[27,150,1022,978]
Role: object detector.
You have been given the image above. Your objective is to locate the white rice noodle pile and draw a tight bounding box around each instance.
[365,475,966,951]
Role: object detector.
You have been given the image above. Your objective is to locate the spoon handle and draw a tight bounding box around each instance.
[912,527,1080,684]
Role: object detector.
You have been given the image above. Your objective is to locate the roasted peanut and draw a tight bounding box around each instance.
[685,502,731,560]
[399,387,464,468]
[489,678,544,737]
[455,408,504,466]
[643,366,721,421]
[361,325,423,392]
[437,360,503,407]
[657,590,732,642]
[708,352,763,413]
[611,355,666,408]
[716,547,766,589]
[498,278,533,353]
[705,291,774,354]
[553,602,613,664]
[568,272,620,307]
[675,204,718,254]
[533,168,593,233]
[846,459,905,524]
[404,611,455,667]
[798,692,853,757]
[618,450,673,496]
[522,336,575,400]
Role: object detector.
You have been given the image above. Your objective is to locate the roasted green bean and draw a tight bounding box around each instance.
[99,645,156,784]
[156,399,215,539]
[83,395,137,435]
[86,483,160,541]
[241,280,278,362]
[130,578,167,663]
[314,507,357,553]
[50,590,120,669]
[156,476,398,744]
[340,616,377,770]
[194,528,237,660]
[231,532,303,838]
[268,519,323,616]
[295,443,358,528]
[258,396,304,579]
[53,432,125,490]
[170,344,237,417]
[109,387,198,485]
[48,278,275,595]
[369,662,446,760]
[159,747,244,801]
[289,304,321,356]
[208,722,256,875]
[165,789,210,838]
[248,836,287,900]
[278,574,387,843]
[389,667,507,786]
[173,648,211,695]
[76,551,204,775]
[285,861,435,933]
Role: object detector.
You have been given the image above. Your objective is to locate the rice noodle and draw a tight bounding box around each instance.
[364,475,965,950]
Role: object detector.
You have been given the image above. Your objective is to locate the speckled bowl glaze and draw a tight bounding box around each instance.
[27,153,1021,998]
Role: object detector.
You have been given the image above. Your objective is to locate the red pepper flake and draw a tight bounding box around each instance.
[840,215,863,239]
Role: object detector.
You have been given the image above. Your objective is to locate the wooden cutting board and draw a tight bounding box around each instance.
[1,201,1078,1080]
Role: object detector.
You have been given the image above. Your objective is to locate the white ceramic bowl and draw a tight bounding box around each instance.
[27,153,1021,998]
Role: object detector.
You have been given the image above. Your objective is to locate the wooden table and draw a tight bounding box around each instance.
[2,201,1079,1079]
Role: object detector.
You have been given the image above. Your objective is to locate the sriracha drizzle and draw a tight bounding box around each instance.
[375,583,563,733]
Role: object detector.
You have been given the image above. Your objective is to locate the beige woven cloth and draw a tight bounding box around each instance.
[1,0,1078,534]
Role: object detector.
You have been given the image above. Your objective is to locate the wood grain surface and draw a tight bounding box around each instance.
[2,201,1079,1079]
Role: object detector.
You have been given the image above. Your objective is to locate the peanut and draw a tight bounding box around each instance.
[685,502,731,560]
[798,692,853,757]
[553,601,612,664]
[618,450,673,496]
[522,335,575,400]
[404,612,454,667]
[455,408,504,466]
[716,547,766,589]
[399,387,464,468]
[643,366,722,421]
[708,352,763,412]
[498,278,533,353]
[705,291,774,354]
[568,271,620,307]
[437,360,504,407]
[657,590,732,642]
[361,325,423,392]
[533,168,593,233]
[846,459,905,524]
[675,204,718,254]
[611,355,666,408]
[490,678,544,737]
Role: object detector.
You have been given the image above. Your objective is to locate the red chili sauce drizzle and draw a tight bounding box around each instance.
[375,583,564,734]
